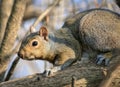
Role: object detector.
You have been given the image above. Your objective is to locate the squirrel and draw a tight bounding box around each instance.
[18,26,81,76]
[18,8,120,75]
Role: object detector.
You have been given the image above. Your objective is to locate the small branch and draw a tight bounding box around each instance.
[71,0,76,15]
[94,0,99,8]
[31,0,61,28]
[23,5,42,20]
[3,56,20,81]
[99,0,106,8]
[71,75,76,87]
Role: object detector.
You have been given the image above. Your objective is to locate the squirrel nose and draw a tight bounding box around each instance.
[18,52,23,58]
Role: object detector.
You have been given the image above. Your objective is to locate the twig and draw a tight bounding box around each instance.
[71,0,76,15]
[31,0,61,28]
[94,0,99,8]
[3,56,20,81]
[99,0,106,8]
[23,5,42,20]
[71,75,76,87]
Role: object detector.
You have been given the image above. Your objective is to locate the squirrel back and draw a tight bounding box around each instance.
[63,9,120,52]
[79,9,120,52]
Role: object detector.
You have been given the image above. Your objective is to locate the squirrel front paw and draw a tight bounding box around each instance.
[96,52,112,66]
[43,66,61,76]
[43,69,51,76]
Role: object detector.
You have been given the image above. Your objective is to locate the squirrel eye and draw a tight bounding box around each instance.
[32,41,38,46]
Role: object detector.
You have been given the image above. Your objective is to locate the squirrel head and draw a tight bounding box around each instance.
[18,26,50,60]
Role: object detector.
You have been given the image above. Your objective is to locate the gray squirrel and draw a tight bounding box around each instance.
[18,8,120,76]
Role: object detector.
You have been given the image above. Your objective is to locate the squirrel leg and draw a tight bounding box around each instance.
[43,53,76,76]
[96,52,113,66]
[54,53,76,70]
[43,59,75,76]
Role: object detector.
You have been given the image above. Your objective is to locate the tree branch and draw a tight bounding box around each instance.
[0,0,27,82]
[0,0,27,61]
[0,0,14,47]
[1,56,120,87]
[3,56,20,81]
[0,62,104,87]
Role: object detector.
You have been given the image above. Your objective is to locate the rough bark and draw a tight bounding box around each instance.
[0,0,14,47]
[99,63,120,87]
[0,0,27,61]
[0,56,120,87]
[99,56,120,87]
[0,62,104,87]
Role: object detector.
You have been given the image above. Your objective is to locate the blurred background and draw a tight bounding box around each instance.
[5,0,120,80]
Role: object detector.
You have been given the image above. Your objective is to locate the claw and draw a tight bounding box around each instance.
[43,66,61,76]
[43,69,51,76]
[96,55,104,64]
[96,57,105,65]
[96,54,110,66]
[105,58,110,66]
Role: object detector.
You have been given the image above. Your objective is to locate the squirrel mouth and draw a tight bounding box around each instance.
[33,56,44,60]
[21,55,44,60]
[29,55,43,60]
[28,55,36,59]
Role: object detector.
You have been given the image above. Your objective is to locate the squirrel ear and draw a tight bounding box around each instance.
[30,26,36,33]
[39,26,48,41]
